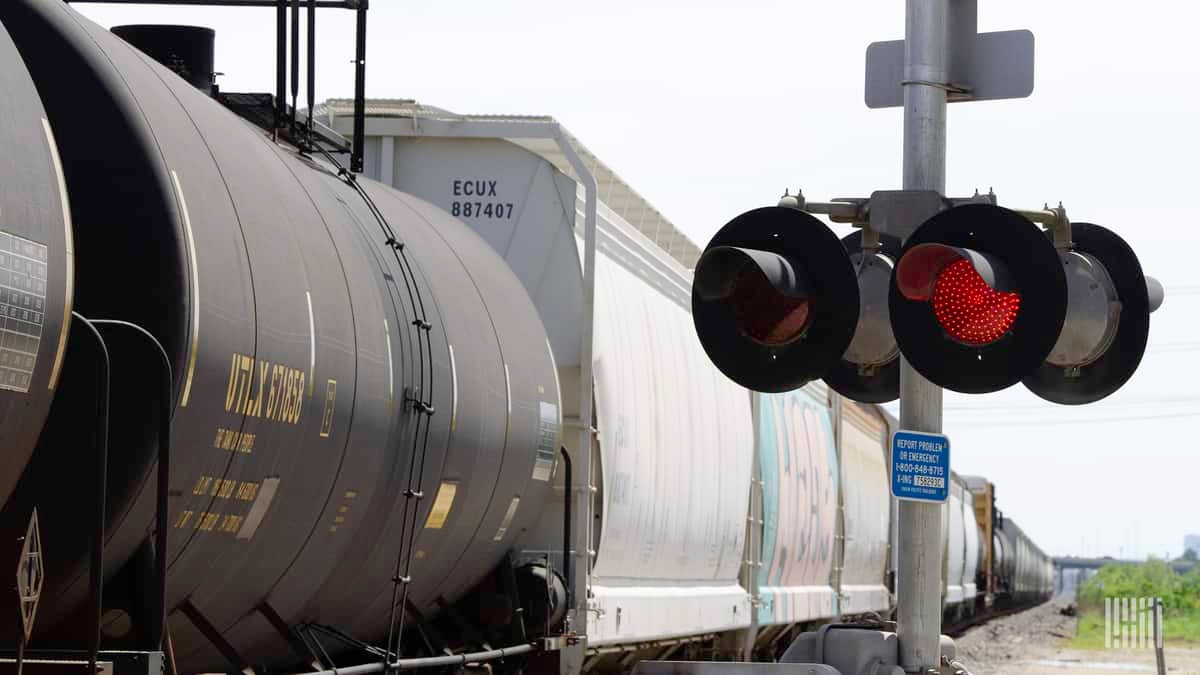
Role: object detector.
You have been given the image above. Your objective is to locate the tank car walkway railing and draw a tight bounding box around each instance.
[65,315,174,674]
[68,313,110,675]
[88,320,174,655]
[66,0,371,173]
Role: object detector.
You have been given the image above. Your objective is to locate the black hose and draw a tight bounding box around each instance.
[313,144,438,669]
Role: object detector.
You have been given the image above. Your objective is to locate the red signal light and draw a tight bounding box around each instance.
[731,267,811,346]
[930,258,1021,345]
[890,204,1068,394]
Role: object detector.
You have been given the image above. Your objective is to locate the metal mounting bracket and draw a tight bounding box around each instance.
[867,190,949,241]
[781,188,1075,256]
[1012,203,1072,249]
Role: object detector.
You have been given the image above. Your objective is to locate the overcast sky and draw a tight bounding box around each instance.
[74,0,1199,560]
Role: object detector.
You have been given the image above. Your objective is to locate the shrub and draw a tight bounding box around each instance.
[1077,559,1200,612]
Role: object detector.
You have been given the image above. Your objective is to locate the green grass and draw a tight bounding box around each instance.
[1070,612,1108,650]
[1070,609,1200,650]
[1069,560,1200,649]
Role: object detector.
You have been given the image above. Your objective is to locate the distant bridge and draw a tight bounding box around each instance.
[1052,557,1196,596]
[1054,556,1197,574]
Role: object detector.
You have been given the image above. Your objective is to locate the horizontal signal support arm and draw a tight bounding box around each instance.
[782,189,1076,250]
[778,192,868,224]
[1012,204,1071,249]
[785,190,995,232]
[804,199,868,224]
[1011,206,1067,228]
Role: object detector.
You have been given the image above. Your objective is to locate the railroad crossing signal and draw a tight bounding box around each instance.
[692,206,862,395]
[893,203,1163,402]
[692,198,1163,404]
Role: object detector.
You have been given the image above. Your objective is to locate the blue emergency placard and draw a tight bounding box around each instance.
[890,429,950,502]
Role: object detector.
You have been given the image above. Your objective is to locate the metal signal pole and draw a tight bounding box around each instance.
[897,0,947,671]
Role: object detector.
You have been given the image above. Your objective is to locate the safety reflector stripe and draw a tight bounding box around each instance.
[42,119,73,392]
[305,290,315,396]
[493,496,520,542]
[237,476,280,540]
[172,170,200,407]
[448,344,458,433]
[424,481,458,529]
[384,319,394,402]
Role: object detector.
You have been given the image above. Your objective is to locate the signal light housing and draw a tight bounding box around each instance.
[1023,223,1158,404]
[822,230,903,403]
[889,204,1068,394]
[693,207,860,393]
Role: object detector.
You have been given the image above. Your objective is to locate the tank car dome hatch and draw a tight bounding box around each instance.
[111,25,217,95]
[0,1,560,670]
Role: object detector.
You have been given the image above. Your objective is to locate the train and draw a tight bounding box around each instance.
[0,1,1052,672]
